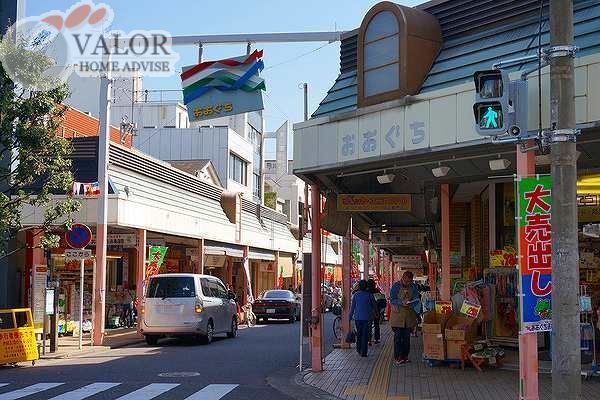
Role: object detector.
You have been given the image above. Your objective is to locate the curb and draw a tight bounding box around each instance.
[266,369,341,400]
[38,337,144,360]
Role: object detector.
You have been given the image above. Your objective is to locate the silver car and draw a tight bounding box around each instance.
[141,274,237,345]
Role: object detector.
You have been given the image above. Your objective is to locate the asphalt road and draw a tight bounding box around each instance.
[0,313,336,400]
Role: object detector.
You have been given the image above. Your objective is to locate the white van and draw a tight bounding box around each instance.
[141,274,238,345]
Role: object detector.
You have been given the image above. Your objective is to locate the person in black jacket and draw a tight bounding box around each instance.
[367,279,386,344]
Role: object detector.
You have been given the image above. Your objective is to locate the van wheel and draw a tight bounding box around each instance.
[199,321,214,345]
[227,318,238,338]
[145,335,159,346]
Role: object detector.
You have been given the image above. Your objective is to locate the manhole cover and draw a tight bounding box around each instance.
[158,372,201,378]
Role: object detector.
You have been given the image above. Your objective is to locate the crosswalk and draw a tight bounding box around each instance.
[0,382,239,400]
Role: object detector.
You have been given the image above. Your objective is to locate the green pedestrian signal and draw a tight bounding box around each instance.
[483,107,498,128]
[473,70,509,136]
[474,102,504,131]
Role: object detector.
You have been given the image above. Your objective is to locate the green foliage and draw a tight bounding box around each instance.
[0,30,79,256]
[264,192,277,210]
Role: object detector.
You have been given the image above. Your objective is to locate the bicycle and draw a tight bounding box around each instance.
[332,304,343,341]
[333,315,342,341]
[242,303,256,327]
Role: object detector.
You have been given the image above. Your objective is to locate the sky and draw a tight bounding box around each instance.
[26,0,425,158]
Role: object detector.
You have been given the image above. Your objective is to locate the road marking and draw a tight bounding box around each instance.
[0,383,64,400]
[47,382,121,400]
[115,383,180,400]
[184,384,239,400]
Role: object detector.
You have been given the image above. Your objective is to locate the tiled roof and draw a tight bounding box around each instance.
[311,0,600,119]
[59,107,132,148]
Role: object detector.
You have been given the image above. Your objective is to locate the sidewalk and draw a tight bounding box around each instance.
[304,323,599,400]
[39,327,144,359]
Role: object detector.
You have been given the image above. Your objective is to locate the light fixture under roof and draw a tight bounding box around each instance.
[489,157,511,171]
[431,165,450,178]
[377,170,395,184]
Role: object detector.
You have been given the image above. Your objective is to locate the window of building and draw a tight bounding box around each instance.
[253,173,261,199]
[363,11,400,98]
[229,153,248,185]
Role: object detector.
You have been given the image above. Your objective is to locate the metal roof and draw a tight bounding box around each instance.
[311,0,600,119]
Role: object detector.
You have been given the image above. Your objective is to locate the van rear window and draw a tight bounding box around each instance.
[147,277,195,298]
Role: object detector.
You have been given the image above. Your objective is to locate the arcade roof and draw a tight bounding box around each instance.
[312,0,600,119]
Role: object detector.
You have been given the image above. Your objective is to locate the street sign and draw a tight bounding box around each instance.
[65,224,92,249]
[65,249,92,260]
[45,288,55,315]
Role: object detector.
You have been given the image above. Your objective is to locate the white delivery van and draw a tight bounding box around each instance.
[141,274,237,345]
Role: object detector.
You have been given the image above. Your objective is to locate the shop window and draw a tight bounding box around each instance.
[229,153,248,186]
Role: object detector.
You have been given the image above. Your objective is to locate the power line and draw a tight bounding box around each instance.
[263,42,333,71]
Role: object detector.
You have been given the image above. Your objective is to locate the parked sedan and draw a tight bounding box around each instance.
[253,290,299,323]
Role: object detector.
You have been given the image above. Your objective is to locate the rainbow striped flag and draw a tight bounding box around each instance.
[180,50,266,105]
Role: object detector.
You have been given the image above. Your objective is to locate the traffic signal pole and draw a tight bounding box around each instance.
[549,0,581,398]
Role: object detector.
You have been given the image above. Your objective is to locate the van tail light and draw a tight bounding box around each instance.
[195,300,204,314]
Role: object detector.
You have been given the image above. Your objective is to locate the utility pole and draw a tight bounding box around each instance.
[550,0,580,398]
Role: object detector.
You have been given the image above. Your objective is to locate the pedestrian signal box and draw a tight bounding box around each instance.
[473,70,510,136]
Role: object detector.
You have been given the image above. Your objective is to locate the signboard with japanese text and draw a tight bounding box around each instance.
[32,265,47,327]
[145,246,168,280]
[337,194,411,212]
[64,249,92,261]
[460,300,481,318]
[435,301,453,314]
[518,176,552,333]
[181,50,265,123]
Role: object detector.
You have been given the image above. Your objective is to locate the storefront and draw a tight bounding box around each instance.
[290,0,600,375]
[15,139,299,342]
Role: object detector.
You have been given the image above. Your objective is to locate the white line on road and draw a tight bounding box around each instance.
[47,382,121,400]
[0,383,64,400]
[115,383,180,400]
[184,384,239,400]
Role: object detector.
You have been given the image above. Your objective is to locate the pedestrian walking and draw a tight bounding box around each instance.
[367,279,386,345]
[389,271,421,365]
[350,279,378,357]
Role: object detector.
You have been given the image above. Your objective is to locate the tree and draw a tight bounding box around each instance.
[0,27,79,257]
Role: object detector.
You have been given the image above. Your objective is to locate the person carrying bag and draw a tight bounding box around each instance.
[389,271,421,365]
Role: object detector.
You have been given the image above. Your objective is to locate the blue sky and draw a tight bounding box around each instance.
[27,0,424,158]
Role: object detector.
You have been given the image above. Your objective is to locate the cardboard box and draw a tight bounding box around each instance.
[444,313,477,342]
[423,333,445,360]
[446,339,467,360]
[421,311,450,334]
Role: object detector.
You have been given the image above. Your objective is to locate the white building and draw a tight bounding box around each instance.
[64,75,265,204]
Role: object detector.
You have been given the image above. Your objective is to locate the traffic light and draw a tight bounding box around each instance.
[473,70,509,136]
[473,69,528,138]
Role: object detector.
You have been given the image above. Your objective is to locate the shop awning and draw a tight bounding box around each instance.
[248,247,275,261]
[278,254,294,278]
[204,241,244,258]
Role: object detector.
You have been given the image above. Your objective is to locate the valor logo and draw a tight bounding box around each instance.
[0,1,179,91]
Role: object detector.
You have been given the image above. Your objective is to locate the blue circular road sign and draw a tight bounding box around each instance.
[66,223,92,249]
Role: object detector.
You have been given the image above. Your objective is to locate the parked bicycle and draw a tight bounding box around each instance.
[242,303,256,327]
[333,315,342,341]
[332,304,343,340]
